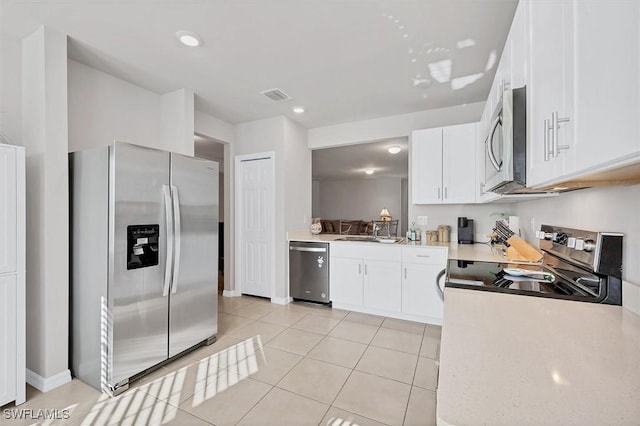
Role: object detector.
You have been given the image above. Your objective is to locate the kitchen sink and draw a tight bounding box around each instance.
[334,236,404,244]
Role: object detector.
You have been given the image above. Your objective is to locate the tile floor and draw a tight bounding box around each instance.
[3,295,441,426]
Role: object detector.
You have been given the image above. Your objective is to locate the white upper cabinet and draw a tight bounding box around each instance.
[527,0,574,188]
[411,123,477,204]
[442,123,477,203]
[571,1,640,174]
[411,127,443,204]
[526,0,639,188]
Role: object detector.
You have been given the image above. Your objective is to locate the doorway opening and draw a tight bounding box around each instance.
[194,134,225,293]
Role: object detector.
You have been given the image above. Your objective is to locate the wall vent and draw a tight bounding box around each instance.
[261,88,292,102]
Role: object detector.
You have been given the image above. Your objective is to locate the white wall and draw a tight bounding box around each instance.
[22,26,70,388]
[316,178,403,224]
[234,116,311,301]
[308,102,485,149]
[515,184,640,287]
[160,88,194,156]
[68,60,161,152]
[68,60,194,156]
[312,180,320,217]
[195,110,235,144]
[0,32,22,146]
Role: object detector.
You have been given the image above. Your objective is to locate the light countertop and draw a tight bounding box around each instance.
[437,288,640,425]
[287,231,512,263]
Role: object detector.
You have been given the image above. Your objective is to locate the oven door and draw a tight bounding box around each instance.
[484,89,514,192]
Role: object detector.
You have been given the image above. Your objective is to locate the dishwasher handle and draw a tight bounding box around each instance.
[289,246,327,253]
[436,269,446,302]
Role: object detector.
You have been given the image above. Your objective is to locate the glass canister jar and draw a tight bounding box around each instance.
[438,225,451,242]
[310,218,322,235]
[426,230,439,242]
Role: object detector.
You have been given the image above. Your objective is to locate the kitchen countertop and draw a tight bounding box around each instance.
[437,288,640,425]
[287,231,513,263]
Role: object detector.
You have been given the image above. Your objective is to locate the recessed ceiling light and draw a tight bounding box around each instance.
[365,169,374,175]
[292,106,305,114]
[176,30,201,47]
[388,146,401,154]
[552,186,569,191]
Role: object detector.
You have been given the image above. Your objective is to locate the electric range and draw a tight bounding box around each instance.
[446,225,623,305]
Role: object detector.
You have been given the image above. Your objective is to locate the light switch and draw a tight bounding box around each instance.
[418,216,428,226]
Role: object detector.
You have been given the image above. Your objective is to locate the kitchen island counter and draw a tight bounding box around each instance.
[437,287,640,425]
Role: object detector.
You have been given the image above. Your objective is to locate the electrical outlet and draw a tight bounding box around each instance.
[418,216,428,226]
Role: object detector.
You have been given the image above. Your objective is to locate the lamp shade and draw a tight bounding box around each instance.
[380,208,391,222]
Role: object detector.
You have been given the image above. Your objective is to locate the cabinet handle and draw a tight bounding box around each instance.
[416,254,431,258]
[359,264,362,275]
[543,119,550,162]
[404,267,407,279]
[364,264,367,275]
[437,188,441,199]
[551,111,571,158]
[444,187,448,199]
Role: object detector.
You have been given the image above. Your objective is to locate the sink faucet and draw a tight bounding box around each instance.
[372,223,379,239]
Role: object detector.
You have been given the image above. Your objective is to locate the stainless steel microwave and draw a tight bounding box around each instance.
[483,86,527,194]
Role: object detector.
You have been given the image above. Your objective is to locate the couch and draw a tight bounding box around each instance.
[320,219,374,235]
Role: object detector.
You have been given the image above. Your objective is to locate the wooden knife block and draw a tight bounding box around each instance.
[505,236,544,262]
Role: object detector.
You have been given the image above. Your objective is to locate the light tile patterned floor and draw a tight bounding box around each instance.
[3,295,441,426]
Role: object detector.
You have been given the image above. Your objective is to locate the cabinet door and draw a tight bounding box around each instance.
[401,264,444,321]
[510,1,528,89]
[572,0,640,172]
[330,257,363,306]
[0,147,17,275]
[527,0,574,187]
[0,274,17,406]
[363,260,401,312]
[442,123,477,203]
[411,128,443,204]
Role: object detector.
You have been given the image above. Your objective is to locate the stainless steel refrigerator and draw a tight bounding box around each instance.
[70,142,218,395]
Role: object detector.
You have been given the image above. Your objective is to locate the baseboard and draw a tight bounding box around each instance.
[270,296,292,305]
[222,289,240,297]
[26,368,71,393]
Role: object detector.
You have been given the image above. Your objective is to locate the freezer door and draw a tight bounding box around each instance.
[169,154,218,357]
[110,143,170,385]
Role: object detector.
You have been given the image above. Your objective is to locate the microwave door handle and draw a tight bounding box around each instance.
[487,115,502,172]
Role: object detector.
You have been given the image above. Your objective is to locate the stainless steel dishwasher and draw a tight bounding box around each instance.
[289,241,330,304]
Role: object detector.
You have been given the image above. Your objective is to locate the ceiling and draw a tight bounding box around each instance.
[1,0,517,128]
[312,138,408,180]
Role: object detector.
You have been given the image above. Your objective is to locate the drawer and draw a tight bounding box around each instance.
[402,247,448,265]
[331,243,401,262]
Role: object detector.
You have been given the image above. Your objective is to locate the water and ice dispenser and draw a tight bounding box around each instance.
[127,225,159,270]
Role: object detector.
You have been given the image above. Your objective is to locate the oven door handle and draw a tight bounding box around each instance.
[486,114,503,172]
[436,268,446,302]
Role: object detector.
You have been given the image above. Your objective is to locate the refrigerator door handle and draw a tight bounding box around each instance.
[162,185,174,297]
[170,185,181,294]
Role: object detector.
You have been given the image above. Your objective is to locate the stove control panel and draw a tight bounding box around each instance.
[537,225,623,277]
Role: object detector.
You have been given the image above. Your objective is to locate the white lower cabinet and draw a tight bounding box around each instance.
[401,247,447,324]
[363,261,401,312]
[330,257,364,307]
[330,243,446,324]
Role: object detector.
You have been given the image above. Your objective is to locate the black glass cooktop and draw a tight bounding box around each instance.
[445,257,604,302]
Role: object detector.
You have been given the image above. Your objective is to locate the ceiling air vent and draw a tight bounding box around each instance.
[261,88,292,102]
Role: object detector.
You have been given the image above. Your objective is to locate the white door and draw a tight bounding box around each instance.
[236,155,274,298]
[0,147,17,275]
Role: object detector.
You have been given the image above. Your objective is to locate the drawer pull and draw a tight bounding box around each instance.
[416,255,431,258]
